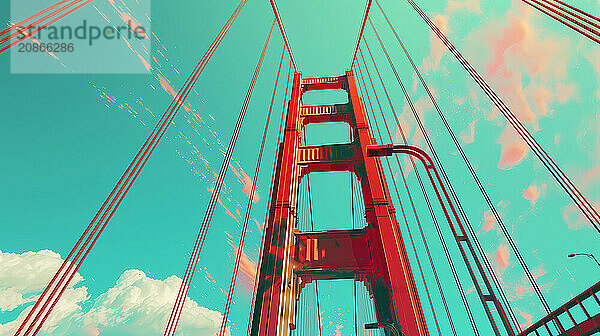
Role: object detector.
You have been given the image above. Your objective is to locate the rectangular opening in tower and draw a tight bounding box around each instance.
[303,122,351,146]
[296,171,367,232]
[302,89,348,106]
[290,279,384,336]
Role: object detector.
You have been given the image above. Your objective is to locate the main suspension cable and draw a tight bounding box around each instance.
[350,0,373,69]
[522,0,600,44]
[269,0,297,71]
[0,0,73,36]
[357,57,443,336]
[361,35,495,334]
[0,0,92,53]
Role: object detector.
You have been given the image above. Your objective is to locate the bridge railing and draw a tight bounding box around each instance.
[518,281,600,336]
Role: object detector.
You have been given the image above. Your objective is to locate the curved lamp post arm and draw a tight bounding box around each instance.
[568,253,600,268]
[367,143,516,336]
[365,322,404,336]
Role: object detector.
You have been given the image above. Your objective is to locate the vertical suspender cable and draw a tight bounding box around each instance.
[377,0,553,323]
[350,127,360,336]
[247,57,292,336]
[165,18,275,336]
[360,39,466,336]
[219,43,285,336]
[303,132,323,336]
[360,40,488,335]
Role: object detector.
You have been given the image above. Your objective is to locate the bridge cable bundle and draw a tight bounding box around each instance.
[350,0,373,69]
[522,0,600,44]
[0,0,93,53]
[357,40,457,336]
[7,0,600,334]
[372,2,538,329]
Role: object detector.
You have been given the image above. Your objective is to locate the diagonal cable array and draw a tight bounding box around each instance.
[164,17,275,336]
[13,1,247,335]
[246,57,292,336]
[1,0,93,53]
[269,0,297,72]
[354,56,447,336]
[406,0,600,235]
[357,46,480,335]
[522,0,600,44]
[218,44,287,336]
[372,1,533,331]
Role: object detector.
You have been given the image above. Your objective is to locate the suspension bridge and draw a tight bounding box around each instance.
[2,0,599,335]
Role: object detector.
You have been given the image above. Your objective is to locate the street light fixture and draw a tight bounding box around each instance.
[568,253,600,268]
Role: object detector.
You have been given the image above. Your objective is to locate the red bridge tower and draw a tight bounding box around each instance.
[249,70,428,336]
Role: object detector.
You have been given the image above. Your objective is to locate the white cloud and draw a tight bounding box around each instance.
[0,250,224,336]
[0,249,84,311]
[78,269,223,335]
[0,249,87,336]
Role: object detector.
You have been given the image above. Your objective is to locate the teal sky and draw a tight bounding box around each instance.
[1,0,599,335]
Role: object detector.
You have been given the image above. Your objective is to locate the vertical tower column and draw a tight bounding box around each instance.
[249,70,428,336]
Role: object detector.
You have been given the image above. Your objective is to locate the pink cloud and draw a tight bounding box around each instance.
[555,83,576,104]
[423,14,449,73]
[158,73,177,98]
[462,0,576,135]
[583,165,600,186]
[522,183,545,205]
[227,242,257,294]
[514,284,526,299]
[518,311,533,328]
[496,124,530,170]
[493,244,510,270]
[454,97,465,105]
[446,0,482,14]
[107,0,147,39]
[482,210,496,232]
[254,219,264,233]
[230,165,260,203]
[334,324,344,336]
[584,49,600,98]
[562,202,596,231]
[460,119,478,144]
